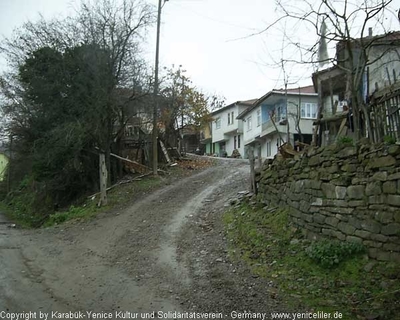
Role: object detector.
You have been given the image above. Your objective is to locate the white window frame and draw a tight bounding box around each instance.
[215,118,221,129]
[228,111,234,125]
[247,116,252,131]
[266,141,272,157]
[301,103,317,119]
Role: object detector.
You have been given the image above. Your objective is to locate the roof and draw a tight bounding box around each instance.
[337,30,400,50]
[237,85,317,119]
[211,98,257,116]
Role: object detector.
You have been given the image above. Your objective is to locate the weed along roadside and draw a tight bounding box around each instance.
[223,195,400,320]
[0,157,214,228]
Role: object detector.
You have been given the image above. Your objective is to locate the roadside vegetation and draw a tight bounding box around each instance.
[0,157,213,228]
[223,203,400,319]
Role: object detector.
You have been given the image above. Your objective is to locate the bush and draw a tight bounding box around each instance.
[337,136,353,145]
[306,239,365,268]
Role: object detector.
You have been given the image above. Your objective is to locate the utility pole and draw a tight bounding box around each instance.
[152,0,165,175]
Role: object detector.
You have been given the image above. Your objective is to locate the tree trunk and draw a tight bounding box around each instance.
[98,152,108,207]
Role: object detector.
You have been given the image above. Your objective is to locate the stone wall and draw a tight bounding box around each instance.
[257,141,400,262]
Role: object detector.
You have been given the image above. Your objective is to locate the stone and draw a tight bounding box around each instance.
[388,172,400,180]
[341,163,357,173]
[368,195,386,204]
[354,230,371,239]
[338,222,356,235]
[361,220,381,233]
[383,243,400,252]
[382,181,397,194]
[363,240,383,248]
[376,251,391,261]
[381,223,400,236]
[370,234,388,243]
[325,216,339,227]
[347,185,366,200]
[308,156,321,166]
[388,144,400,156]
[332,230,346,241]
[348,200,366,207]
[313,213,326,224]
[348,217,362,229]
[311,198,324,206]
[372,171,388,181]
[374,211,394,224]
[394,211,400,223]
[335,186,347,199]
[364,261,377,272]
[321,183,336,199]
[346,235,363,244]
[387,194,400,207]
[367,155,396,169]
[365,182,382,196]
[337,146,357,159]
[333,200,348,207]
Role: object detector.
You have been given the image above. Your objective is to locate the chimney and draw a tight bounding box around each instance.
[368,27,373,37]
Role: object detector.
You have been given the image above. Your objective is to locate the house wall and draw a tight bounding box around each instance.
[368,45,400,92]
[212,104,247,158]
[0,153,9,181]
[243,107,262,146]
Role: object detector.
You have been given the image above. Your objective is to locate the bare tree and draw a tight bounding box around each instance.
[258,0,397,141]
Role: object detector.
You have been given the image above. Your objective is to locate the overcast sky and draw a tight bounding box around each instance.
[1,0,399,104]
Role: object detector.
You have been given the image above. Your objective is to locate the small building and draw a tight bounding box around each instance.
[238,86,318,159]
[210,99,257,158]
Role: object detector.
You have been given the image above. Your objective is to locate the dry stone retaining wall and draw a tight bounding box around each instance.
[257,141,400,262]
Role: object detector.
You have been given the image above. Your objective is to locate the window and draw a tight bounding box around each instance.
[228,111,234,125]
[247,116,252,131]
[234,135,237,149]
[257,110,261,127]
[266,141,272,157]
[238,135,241,148]
[301,103,318,119]
[216,118,221,129]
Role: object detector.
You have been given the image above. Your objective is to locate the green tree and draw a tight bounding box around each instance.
[0,0,154,219]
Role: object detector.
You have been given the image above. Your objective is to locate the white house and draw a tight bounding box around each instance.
[211,99,257,157]
[237,85,318,159]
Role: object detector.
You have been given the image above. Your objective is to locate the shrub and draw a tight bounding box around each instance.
[306,239,365,268]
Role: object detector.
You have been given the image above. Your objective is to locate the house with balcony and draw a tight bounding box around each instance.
[210,99,257,157]
[199,122,212,155]
[237,86,317,159]
[312,30,400,146]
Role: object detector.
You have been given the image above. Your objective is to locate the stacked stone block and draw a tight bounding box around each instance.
[257,141,400,262]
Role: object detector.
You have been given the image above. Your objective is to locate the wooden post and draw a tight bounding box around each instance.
[257,143,262,170]
[249,146,256,193]
[98,153,108,207]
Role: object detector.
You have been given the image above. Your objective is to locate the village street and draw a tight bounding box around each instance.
[0,158,282,318]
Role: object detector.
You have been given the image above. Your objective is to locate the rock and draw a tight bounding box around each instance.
[372,171,388,181]
[364,261,377,272]
[361,220,381,233]
[382,181,396,194]
[335,186,347,199]
[365,182,382,196]
[387,194,400,207]
[381,223,400,236]
[338,222,356,235]
[347,185,365,200]
[368,155,396,169]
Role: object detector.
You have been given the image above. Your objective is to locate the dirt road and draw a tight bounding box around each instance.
[0,158,282,318]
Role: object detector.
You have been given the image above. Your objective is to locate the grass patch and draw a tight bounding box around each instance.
[224,203,400,319]
[1,175,163,228]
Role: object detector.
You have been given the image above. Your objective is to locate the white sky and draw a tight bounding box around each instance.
[0,0,399,103]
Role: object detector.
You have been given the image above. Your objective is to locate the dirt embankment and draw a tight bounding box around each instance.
[0,158,284,318]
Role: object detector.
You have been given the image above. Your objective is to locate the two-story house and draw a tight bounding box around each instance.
[238,86,318,159]
[312,30,400,145]
[210,99,257,157]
